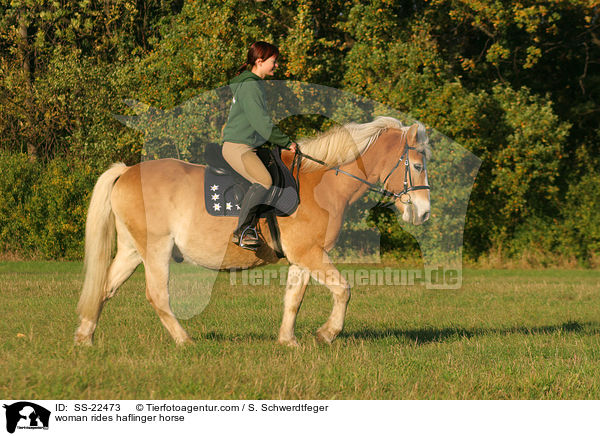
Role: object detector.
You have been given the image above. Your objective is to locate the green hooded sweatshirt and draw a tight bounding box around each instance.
[221,70,292,148]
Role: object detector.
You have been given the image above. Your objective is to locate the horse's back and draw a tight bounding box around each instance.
[110,159,207,241]
[118,158,204,185]
[114,158,205,195]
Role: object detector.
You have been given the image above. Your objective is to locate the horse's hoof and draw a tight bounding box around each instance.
[74,335,93,347]
[175,336,194,346]
[278,336,300,348]
[316,327,335,344]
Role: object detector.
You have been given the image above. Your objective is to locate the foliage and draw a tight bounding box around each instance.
[0,0,177,161]
[342,7,574,259]
[0,153,41,254]
[423,0,600,174]
[0,0,598,263]
[0,152,98,259]
[0,50,141,165]
[563,170,600,260]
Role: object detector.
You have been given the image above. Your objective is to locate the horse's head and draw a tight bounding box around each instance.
[381,123,431,225]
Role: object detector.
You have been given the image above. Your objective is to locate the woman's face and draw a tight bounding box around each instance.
[254,55,278,78]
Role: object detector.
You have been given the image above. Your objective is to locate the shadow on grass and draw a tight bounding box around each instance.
[192,331,276,342]
[339,321,599,344]
[188,321,597,344]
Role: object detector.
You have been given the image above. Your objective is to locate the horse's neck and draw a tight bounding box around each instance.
[306,140,386,208]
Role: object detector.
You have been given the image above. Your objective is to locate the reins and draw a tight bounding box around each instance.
[288,143,430,205]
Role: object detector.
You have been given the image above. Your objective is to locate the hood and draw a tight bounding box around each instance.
[229,70,261,91]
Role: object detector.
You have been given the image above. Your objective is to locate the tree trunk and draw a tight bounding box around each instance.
[18,10,37,162]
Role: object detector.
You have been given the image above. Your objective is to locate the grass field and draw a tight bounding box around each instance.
[1,261,599,399]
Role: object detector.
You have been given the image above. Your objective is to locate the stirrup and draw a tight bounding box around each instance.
[235,226,262,251]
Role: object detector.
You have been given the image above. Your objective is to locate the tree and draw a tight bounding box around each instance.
[0,0,181,161]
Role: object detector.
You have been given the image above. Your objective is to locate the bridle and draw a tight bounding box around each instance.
[290,142,431,205]
[379,145,430,204]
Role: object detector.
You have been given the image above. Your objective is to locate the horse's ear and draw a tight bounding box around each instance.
[406,123,419,146]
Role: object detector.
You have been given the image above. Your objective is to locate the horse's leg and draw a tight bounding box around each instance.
[297,248,351,344]
[105,223,142,300]
[278,264,311,347]
[74,226,141,345]
[144,238,192,345]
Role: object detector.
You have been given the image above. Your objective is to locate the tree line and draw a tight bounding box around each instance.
[0,0,598,264]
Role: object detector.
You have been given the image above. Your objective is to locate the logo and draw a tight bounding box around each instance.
[3,402,50,434]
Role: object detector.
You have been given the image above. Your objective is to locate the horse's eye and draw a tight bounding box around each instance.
[414,164,423,172]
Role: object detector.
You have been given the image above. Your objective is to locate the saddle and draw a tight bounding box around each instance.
[203,142,300,256]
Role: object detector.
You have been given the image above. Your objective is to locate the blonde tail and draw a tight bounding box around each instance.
[77,163,128,323]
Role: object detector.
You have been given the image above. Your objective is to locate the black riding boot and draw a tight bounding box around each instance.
[232,183,270,249]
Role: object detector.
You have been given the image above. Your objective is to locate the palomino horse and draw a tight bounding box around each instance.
[75,117,431,346]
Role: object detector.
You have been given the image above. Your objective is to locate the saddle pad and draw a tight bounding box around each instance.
[203,146,300,218]
[204,170,248,217]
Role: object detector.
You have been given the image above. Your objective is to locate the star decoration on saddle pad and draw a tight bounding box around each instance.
[206,182,242,215]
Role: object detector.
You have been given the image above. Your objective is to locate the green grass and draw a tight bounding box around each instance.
[1,261,600,399]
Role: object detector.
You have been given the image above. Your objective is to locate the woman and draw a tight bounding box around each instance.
[221,41,297,249]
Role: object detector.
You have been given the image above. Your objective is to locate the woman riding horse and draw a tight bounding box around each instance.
[222,41,297,249]
[75,116,431,347]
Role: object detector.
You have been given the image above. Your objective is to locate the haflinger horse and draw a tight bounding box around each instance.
[75,116,431,347]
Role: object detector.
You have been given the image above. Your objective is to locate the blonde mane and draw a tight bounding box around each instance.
[297,116,430,172]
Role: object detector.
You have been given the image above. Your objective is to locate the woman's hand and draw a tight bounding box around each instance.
[288,142,298,153]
